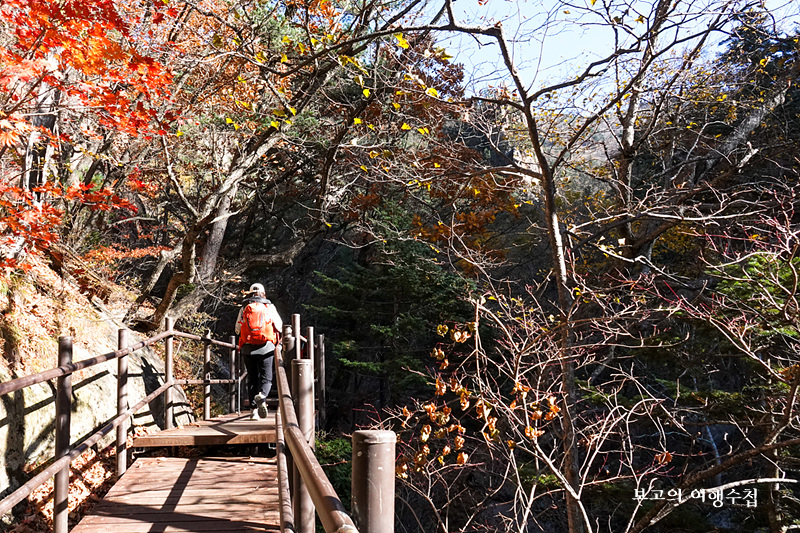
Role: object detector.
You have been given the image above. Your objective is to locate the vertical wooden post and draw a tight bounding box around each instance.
[164,317,174,430]
[291,314,301,359]
[292,358,315,533]
[203,334,211,421]
[305,326,315,433]
[316,334,326,429]
[54,336,73,533]
[352,430,396,533]
[282,324,295,357]
[229,335,237,414]
[116,329,129,477]
[306,327,314,361]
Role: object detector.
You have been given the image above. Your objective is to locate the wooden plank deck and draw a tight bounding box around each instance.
[133,413,276,447]
[71,456,280,532]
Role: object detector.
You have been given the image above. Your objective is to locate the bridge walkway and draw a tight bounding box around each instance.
[70,454,279,532]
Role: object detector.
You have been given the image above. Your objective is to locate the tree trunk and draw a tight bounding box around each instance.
[198,184,236,282]
[24,86,60,204]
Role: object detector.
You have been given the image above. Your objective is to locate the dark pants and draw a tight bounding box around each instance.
[242,346,275,404]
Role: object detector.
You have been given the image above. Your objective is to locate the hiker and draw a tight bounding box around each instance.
[235,283,283,420]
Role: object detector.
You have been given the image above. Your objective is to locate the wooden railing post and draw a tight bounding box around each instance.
[292,314,301,359]
[116,329,129,477]
[352,430,397,533]
[292,358,315,533]
[203,333,211,420]
[306,327,314,362]
[282,324,294,356]
[305,326,315,431]
[229,335,237,413]
[54,336,73,533]
[316,334,326,429]
[164,317,174,430]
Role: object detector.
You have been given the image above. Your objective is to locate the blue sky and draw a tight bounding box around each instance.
[435,0,799,95]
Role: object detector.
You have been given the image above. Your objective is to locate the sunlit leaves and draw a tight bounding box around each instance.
[655,451,673,465]
[525,426,544,439]
[394,33,410,49]
[1,0,172,136]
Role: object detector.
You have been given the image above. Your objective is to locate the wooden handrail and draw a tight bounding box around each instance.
[0,331,171,396]
[0,379,171,516]
[0,323,240,531]
[276,409,295,533]
[275,344,358,533]
[0,329,237,398]
[171,330,237,349]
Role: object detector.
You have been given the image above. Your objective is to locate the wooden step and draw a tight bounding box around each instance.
[132,413,276,447]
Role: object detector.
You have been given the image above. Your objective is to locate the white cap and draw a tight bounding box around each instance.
[248,283,265,294]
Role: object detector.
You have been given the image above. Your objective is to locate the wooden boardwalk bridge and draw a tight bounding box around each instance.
[0,315,396,533]
[71,455,280,533]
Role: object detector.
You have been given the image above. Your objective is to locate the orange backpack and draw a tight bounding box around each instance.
[239,302,277,347]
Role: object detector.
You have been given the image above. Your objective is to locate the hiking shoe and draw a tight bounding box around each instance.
[250,409,263,421]
[254,392,268,419]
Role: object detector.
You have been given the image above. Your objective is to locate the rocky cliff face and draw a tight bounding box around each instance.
[0,256,194,500]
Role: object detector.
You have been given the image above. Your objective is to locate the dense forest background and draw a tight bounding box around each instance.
[0,0,799,531]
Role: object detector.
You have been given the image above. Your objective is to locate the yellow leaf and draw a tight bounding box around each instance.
[271,120,280,129]
[273,109,287,117]
[354,117,362,124]
[394,33,410,49]
[289,107,297,115]
[362,88,371,98]
[225,117,234,124]
[367,124,375,130]
[401,123,411,130]
[360,165,368,172]
[417,127,429,135]
[176,130,183,137]
[392,102,401,110]
[369,150,379,158]
[421,424,431,442]
[281,54,288,63]
[425,87,439,98]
